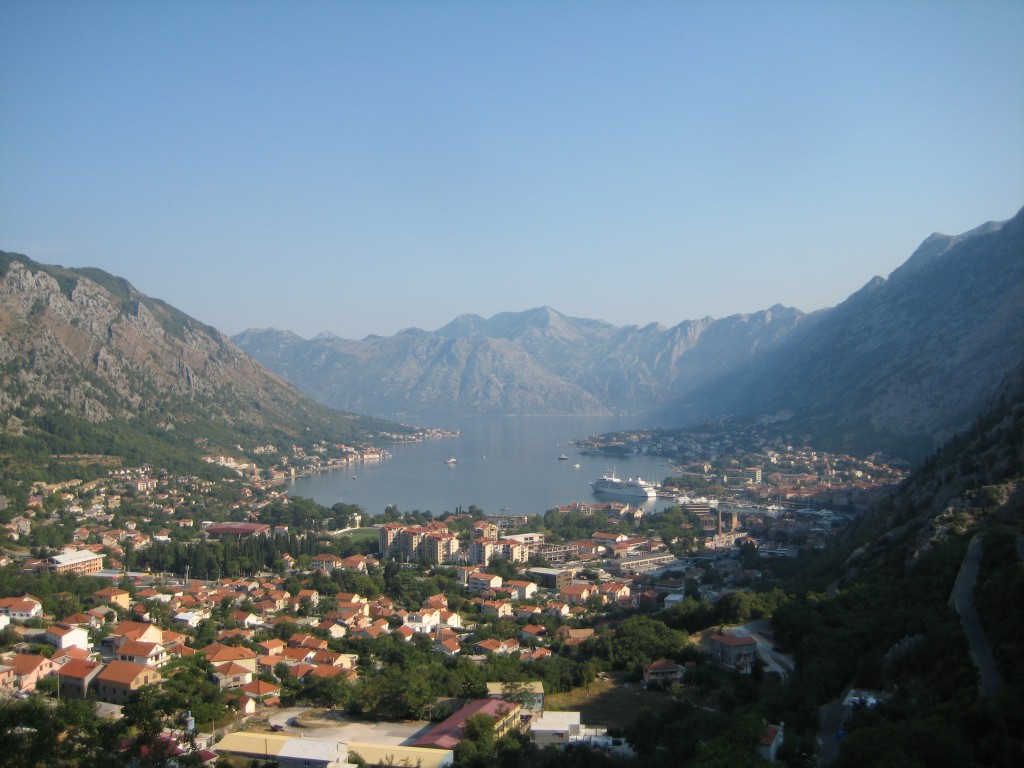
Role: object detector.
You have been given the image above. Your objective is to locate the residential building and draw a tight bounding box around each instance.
[45,622,91,651]
[40,550,105,575]
[528,568,572,590]
[95,660,162,705]
[469,539,500,567]
[424,533,460,564]
[709,632,758,670]
[7,653,59,692]
[403,609,441,635]
[480,600,513,618]
[312,554,344,572]
[411,699,527,750]
[57,658,102,700]
[116,639,170,669]
[93,586,131,610]
[642,659,685,688]
[466,572,503,593]
[530,711,582,748]
[559,584,594,606]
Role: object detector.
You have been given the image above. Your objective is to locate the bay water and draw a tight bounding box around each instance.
[286,415,679,518]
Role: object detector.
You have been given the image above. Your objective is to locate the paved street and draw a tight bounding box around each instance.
[817,688,849,766]
[949,535,1001,699]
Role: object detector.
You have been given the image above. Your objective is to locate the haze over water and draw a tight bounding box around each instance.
[287,416,679,518]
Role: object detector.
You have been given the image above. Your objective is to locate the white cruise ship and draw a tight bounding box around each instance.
[591,471,658,499]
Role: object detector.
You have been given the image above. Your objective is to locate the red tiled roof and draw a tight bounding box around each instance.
[97,660,153,685]
[711,633,757,647]
[58,658,101,679]
[412,699,520,750]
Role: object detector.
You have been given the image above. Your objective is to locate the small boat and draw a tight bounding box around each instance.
[558,454,569,461]
[573,463,581,469]
[445,457,457,465]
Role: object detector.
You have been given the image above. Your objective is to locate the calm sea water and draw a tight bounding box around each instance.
[287,415,679,517]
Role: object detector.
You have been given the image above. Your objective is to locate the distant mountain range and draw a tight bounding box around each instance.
[0,252,406,476]
[233,304,812,419]
[236,207,1024,461]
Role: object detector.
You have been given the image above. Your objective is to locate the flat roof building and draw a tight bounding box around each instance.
[43,550,104,575]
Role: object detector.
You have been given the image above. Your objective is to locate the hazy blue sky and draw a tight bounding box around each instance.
[2,1,1022,340]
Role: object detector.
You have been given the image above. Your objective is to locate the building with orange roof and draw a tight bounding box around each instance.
[92,586,131,610]
[7,653,59,692]
[201,643,258,671]
[239,679,281,705]
[212,661,254,689]
[709,632,758,670]
[95,660,161,705]
[412,699,526,750]
[57,658,102,699]
[116,639,170,669]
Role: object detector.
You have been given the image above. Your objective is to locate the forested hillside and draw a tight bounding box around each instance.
[770,381,1024,766]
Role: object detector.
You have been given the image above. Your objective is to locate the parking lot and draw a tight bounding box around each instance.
[262,707,433,746]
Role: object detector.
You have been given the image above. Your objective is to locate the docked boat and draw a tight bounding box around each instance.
[591,470,658,499]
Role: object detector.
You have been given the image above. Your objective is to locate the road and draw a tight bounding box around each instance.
[817,689,849,766]
[949,535,1001,699]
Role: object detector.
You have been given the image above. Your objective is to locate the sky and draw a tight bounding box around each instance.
[2,1,1022,340]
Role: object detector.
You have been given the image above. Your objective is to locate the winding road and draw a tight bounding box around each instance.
[949,535,1001,699]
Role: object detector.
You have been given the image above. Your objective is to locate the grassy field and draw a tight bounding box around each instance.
[544,674,677,730]
[336,527,379,544]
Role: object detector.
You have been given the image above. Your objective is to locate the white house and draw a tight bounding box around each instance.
[0,595,43,621]
[403,609,441,635]
[531,711,582,748]
[45,623,91,651]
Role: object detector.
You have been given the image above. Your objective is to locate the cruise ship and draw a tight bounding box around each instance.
[591,471,658,499]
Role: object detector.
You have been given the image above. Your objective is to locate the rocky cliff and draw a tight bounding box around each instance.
[0,252,402,470]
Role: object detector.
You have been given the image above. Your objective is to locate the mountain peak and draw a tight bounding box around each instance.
[894,210,1018,279]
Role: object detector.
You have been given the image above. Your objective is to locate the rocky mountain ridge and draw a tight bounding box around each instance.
[0,252,403,473]
[677,208,1024,458]
[236,207,1024,461]
[234,303,811,419]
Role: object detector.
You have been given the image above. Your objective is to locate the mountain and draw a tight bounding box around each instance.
[669,208,1024,458]
[233,323,610,418]
[234,305,809,418]
[0,252,406,477]
[234,208,1023,461]
[770,378,1024,766]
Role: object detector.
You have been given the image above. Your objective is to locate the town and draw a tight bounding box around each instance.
[0,436,909,767]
